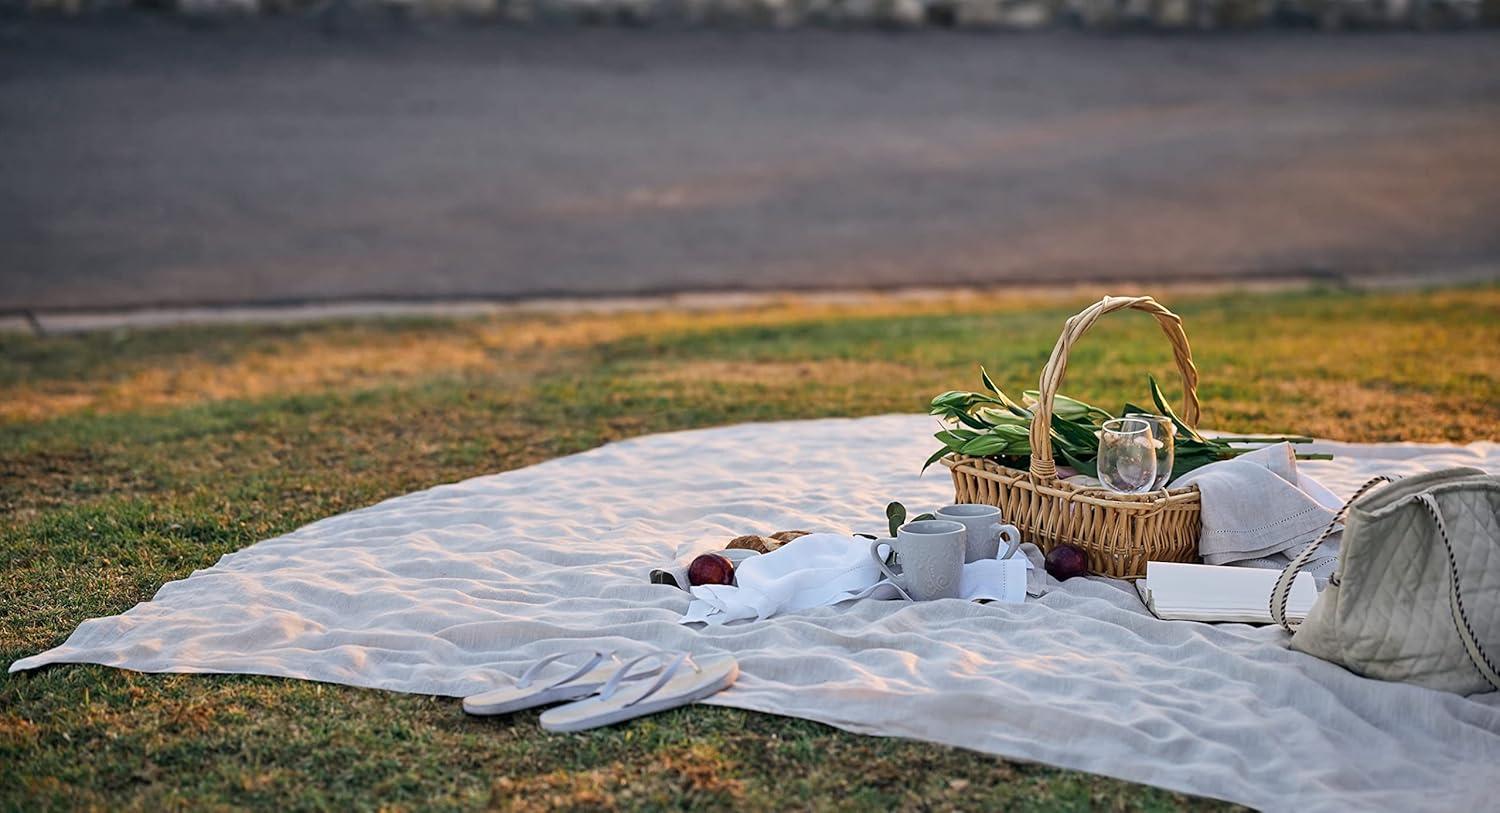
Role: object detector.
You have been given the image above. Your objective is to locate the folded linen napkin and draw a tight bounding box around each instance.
[1170,443,1346,580]
[672,533,1033,626]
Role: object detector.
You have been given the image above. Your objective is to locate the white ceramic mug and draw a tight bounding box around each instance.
[869,519,966,601]
[935,504,1022,563]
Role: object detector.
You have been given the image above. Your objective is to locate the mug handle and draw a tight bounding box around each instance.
[869,539,914,601]
[993,524,1023,561]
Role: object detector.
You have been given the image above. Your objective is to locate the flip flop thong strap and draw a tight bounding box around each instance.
[597,651,693,704]
[623,652,701,708]
[518,649,612,690]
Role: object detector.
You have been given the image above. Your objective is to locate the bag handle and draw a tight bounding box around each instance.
[1415,493,1500,691]
[1028,296,1200,479]
[1270,475,1393,632]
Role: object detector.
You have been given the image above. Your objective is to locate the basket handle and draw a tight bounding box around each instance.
[1028,295,1200,480]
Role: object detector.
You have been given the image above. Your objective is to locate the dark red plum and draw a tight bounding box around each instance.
[1044,544,1090,581]
[688,553,736,587]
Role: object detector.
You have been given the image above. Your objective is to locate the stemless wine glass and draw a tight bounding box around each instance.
[1125,412,1176,490]
[1097,418,1157,494]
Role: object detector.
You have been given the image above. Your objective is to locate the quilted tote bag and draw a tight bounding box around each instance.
[1270,467,1500,695]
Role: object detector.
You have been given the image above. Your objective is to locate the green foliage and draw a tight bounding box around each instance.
[927,375,1324,482]
[884,501,935,537]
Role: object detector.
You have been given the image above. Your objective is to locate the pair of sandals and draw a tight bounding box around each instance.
[462,648,739,732]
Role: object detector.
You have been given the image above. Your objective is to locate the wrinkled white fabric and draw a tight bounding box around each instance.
[1175,443,1342,560]
[10,416,1500,812]
[679,532,1029,625]
[1173,443,1348,582]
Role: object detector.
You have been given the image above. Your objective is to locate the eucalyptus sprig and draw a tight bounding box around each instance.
[924,369,1329,481]
[851,501,935,542]
[885,501,935,537]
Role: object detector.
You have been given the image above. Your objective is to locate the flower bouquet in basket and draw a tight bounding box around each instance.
[923,295,1328,580]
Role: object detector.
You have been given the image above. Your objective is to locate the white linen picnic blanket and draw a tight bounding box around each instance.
[12,415,1500,812]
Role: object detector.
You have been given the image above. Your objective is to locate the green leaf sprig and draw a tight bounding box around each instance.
[885,501,935,537]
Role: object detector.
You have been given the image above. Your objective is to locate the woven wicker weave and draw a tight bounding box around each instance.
[941,295,1203,579]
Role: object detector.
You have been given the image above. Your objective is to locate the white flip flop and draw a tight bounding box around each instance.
[462,649,659,716]
[539,651,739,733]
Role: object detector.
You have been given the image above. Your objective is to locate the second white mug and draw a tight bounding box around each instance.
[935,503,1022,563]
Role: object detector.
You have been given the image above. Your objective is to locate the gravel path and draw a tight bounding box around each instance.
[2,17,1498,311]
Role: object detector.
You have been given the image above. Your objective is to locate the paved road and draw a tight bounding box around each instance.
[2,18,1498,311]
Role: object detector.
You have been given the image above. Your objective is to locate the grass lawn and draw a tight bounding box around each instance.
[3,284,1497,811]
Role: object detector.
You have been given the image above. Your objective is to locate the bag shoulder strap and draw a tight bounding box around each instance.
[1270,475,1393,632]
[1415,493,1500,691]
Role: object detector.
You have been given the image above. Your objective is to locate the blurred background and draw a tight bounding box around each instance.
[1,2,1497,323]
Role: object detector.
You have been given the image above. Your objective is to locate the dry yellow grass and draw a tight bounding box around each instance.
[0,287,1111,423]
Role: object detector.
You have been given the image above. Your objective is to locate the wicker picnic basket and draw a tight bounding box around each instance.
[941,295,1203,580]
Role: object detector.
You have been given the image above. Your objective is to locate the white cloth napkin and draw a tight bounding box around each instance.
[1170,443,1346,579]
[678,533,1030,626]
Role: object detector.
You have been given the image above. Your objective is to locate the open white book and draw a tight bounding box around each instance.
[1139,561,1318,624]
